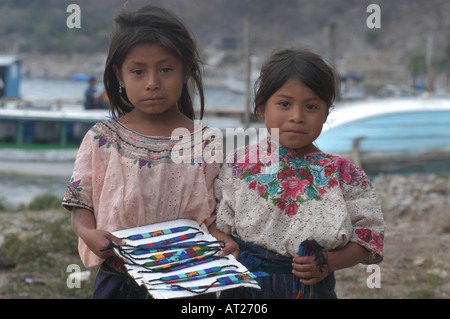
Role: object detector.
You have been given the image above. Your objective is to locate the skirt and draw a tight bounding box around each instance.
[92,257,149,299]
[220,238,337,299]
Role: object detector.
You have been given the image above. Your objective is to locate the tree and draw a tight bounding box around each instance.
[407,50,426,86]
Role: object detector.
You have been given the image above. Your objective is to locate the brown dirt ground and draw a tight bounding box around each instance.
[334,201,450,298]
[1,175,449,299]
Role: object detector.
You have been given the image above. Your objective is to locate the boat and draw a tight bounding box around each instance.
[0,106,110,177]
[317,98,450,174]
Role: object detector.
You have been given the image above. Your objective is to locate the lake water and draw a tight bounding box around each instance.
[0,174,68,208]
[19,77,247,109]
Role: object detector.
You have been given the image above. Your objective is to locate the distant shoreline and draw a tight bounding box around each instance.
[18,52,107,80]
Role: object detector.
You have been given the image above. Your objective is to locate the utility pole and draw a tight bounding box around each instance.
[328,22,337,65]
[426,34,434,94]
[244,15,251,129]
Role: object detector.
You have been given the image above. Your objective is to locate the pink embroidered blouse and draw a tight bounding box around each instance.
[62,119,221,268]
[215,140,385,263]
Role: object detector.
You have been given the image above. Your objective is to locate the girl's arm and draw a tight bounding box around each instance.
[292,242,370,285]
[71,207,125,260]
[208,221,239,259]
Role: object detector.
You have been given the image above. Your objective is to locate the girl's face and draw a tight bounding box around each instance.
[260,77,329,156]
[114,43,187,119]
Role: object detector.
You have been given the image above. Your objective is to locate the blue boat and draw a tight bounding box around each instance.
[0,108,108,149]
[316,98,450,174]
[0,107,109,176]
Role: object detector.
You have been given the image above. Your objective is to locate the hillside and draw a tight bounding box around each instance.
[1,0,450,87]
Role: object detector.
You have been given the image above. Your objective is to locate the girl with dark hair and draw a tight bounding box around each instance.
[213,49,385,299]
[104,5,204,121]
[62,5,221,298]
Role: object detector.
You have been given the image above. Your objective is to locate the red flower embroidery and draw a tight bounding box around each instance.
[355,228,384,254]
[325,165,338,177]
[279,167,295,179]
[257,184,267,195]
[285,202,298,217]
[233,148,371,218]
[280,177,309,201]
[250,162,264,174]
[317,158,331,166]
[356,228,372,242]
[328,177,338,189]
[277,199,286,210]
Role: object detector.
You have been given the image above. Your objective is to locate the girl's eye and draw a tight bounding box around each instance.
[305,104,317,110]
[161,67,172,73]
[132,70,143,75]
[278,101,290,107]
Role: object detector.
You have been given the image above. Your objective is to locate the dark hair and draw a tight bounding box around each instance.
[103,5,204,120]
[254,49,339,117]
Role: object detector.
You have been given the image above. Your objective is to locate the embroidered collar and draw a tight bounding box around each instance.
[231,139,370,217]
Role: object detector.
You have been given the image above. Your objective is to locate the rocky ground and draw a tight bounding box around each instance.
[335,173,450,298]
[0,173,449,299]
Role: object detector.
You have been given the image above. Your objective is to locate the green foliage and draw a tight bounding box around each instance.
[366,30,380,45]
[0,212,77,268]
[407,50,426,79]
[27,193,63,211]
[0,0,112,53]
[0,197,6,212]
[0,196,94,298]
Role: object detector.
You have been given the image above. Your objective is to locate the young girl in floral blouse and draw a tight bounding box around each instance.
[62,6,220,298]
[212,49,385,299]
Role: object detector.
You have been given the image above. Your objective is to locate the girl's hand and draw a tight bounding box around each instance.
[219,236,240,259]
[79,229,126,260]
[292,242,373,285]
[71,208,125,260]
[207,221,240,259]
[292,255,329,285]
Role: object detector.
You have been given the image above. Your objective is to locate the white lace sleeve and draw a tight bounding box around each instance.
[340,163,385,264]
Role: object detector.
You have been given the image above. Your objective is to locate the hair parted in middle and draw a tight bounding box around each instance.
[103,5,205,120]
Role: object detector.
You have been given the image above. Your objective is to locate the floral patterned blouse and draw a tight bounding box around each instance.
[215,139,385,263]
[62,119,221,268]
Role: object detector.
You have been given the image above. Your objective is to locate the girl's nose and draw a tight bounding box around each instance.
[146,71,160,90]
[289,106,305,123]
